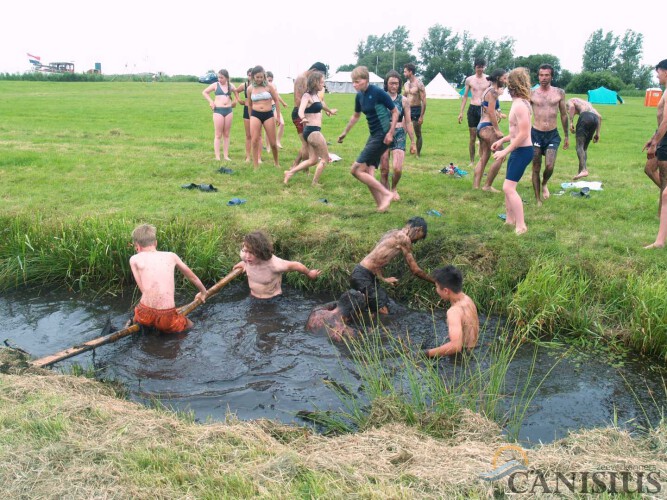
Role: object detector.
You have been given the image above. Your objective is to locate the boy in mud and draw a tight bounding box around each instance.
[351,216,435,313]
[233,230,321,299]
[130,224,208,333]
[306,289,367,341]
[424,265,479,357]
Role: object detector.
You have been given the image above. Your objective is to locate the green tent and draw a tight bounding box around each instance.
[587,86,618,105]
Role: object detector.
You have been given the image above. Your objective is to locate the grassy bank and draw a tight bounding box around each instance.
[1,350,664,498]
[1,81,667,360]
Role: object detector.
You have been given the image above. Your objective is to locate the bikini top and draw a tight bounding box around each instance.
[215,82,230,96]
[251,90,272,102]
[304,96,323,114]
[481,87,500,111]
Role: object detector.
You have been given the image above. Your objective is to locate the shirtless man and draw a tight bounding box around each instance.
[530,63,569,205]
[233,230,321,299]
[306,289,366,341]
[567,97,602,180]
[350,216,435,313]
[643,60,667,249]
[403,63,426,157]
[424,265,479,357]
[130,224,207,333]
[458,59,490,166]
[292,62,330,167]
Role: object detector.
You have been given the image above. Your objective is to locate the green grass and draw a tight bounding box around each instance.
[1,81,667,359]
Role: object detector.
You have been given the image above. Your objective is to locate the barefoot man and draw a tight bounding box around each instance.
[338,66,398,212]
[403,63,426,157]
[567,97,602,180]
[643,60,667,249]
[530,63,569,206]
[458,58,490,166]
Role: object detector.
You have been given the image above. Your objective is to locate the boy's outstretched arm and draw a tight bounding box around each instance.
[174,254,207,303]
[284,260,321,280]
[400,246,435,284]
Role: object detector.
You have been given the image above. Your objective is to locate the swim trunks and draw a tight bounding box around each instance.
[133,303,189,334]
[214,107,232,117]
[390,127,406,151]
[356,134,389,167]
[575,112,598,150]
[658,134,667,162]
[467,104,482,128]
[506,145,534,182]
[292,107,304,134]
[243,105,250,120]
[350,264,389,313]
[476,121,493,139]
[410,106,421,122]
[303,125,321,142]
[531,127,561,155]
[251,109,274,123]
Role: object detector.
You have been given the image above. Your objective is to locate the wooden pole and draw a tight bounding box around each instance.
[30,268,243,369]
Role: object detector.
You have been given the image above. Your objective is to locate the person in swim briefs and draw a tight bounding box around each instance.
[566,97,602,180]
[473,69,507,192]
[233,230,321,299]
[380,70,416,201]
[292,62,330,168]
[202,69,237,161]
[284,71,337,186]
[424,265,479,357]
[306,289,367,341]
[459,58,490,166]
[234,68,257,163]
[129,224,207,334]
[403,63,426,157]
[247,66,282,169]
[350,216,435,313]
[530,63,569,206]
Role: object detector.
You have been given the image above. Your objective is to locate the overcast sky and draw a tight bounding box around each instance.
[2,0,663,83]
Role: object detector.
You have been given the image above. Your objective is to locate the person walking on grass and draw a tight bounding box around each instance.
[403,63,426,157]
[235,68,258,164]
[379,70,416,201]
[247,66,282,169]
[567,97,602,180]
[202,69,237,162]
[492,67,534,235]
[459,58,489,166]
[338,66,398,212]
[643,60,667,249]
[266,71,289,150]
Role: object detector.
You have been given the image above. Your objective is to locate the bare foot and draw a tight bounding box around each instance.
[283,170,293,185]
[482,186,500,193]
[542,185,550,200]
[515,225,528,235]
[311,181,323,187]
[244,157,250,163]
[644,242,665,249]
[377,192,393,212]
[573,170,589,180]
[223,156,231,161]
[274,163,280,169]
[277,143,283,149]
[215,158,221,162]
[392,191,400,201]
[536,198,543,208]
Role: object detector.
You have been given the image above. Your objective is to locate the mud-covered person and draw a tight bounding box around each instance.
[130,224,207,333]
[566,97,602,180]
[233,231,321,299]
[306,290,367,341]
[424,265,479,357]
[350,216,435,314]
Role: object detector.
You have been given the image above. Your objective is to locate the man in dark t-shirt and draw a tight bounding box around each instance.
[338,66,398,212]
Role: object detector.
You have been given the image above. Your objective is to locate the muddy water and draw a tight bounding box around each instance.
[2,284,665,446]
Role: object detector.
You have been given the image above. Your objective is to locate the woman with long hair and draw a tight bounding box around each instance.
[283,71,336,185]
[234,68,257,163]
[473,69,507,191]
[247,65,281,169]
[201,69,236,161]
[492,68,533,235]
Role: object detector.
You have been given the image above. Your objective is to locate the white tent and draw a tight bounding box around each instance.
[325,71,383,93]
[270,75,294,94]
[499,87,512,101]
[425,73,460,99]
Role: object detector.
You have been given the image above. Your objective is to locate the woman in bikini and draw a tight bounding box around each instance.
[234,68,257,163]
[202,69,237,161]
[283,71,336,186]
[473,69,507,192]
[247,65,281,169]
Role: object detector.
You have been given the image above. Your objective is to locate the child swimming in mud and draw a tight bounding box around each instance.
[130,224,208,333]
[233,230,321,299]
[424,265,479,357]
[306,289,367,341]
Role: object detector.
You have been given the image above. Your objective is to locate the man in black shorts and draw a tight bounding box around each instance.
[338,66,398,212]
[458,59,489,166]
[566,97,602,180]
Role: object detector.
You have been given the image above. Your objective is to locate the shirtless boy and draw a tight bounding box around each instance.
[233,231,321,298]
[350,216,435,313]
[643,60,667,249]
[459,59,490,166]
[567,97,602,180]
[530,64,569,205]
[305,289,366,341]
[130,224,207,334]
[403,63,426,157]
[424,265,479,357]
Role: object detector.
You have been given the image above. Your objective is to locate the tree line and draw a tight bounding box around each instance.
[336,26,654,94]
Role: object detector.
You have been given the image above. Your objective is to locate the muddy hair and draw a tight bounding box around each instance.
[243,231,273,262]
[384,70,403,93]
[337,290,366,319]
[306,71,323,94]
[486,69,506,84]
[403,63,416,75]
[432,265,463,293]
[507,67,531,100]
[132,224,157,247]
[406,216,427,239]
[539,63,554,77]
